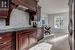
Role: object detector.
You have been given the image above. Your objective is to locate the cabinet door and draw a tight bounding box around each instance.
[0,33,13,50]
[0,8,9,18]
[1,45,12,50]
[29,32,37,47]
[0,0,9,18]
[17,32,29,50]
[37,28,43,40]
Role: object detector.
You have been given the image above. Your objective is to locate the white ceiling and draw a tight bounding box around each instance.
[38,0,69,14]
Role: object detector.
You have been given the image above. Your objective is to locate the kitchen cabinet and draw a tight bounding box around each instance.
[0,0,11,25]
[0,8,9,18]
[28,30,37,47]
[12,0,37,12]
[36,28,43,40]
[1,46,12,50]
[16,29,37,50]
[0,28,43,50]
[0,0,9,18]
[16,31,29,50]
[0,32,13,50]
[16,28,43,50]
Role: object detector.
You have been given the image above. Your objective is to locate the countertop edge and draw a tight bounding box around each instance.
[0,27,39,34]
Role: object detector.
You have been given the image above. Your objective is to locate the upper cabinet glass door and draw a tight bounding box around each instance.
[0,0,9,8]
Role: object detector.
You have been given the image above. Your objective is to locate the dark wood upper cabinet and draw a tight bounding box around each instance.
[0,8,9,18]
[0,0,9,8]
[0,0,9,18]
[0,0,41,25]
[12,0,37,12]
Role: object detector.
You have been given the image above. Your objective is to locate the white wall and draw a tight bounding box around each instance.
[0,19,5,27]
[40,12,49,26]
[48,12,69,33]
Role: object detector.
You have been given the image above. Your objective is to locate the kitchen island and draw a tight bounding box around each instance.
[0,26,43,50]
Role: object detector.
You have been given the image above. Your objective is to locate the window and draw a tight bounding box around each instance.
[54,16,64,29]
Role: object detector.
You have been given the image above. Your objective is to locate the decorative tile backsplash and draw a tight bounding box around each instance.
[10,8,29,27]
[0,8,30,28]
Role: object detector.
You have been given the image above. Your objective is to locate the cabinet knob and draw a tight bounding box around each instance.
[0,37,2,39]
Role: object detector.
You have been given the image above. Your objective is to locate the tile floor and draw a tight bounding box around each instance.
[29,33,71,50]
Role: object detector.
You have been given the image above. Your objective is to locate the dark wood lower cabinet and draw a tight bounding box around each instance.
[0,32,13,50]
[28,31,37,47]
[0,28,43,50]
[1,45,12,50]
[16,29,38,50]
[16,31,29,50]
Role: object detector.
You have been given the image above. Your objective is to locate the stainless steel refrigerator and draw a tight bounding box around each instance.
[68,0,74,50]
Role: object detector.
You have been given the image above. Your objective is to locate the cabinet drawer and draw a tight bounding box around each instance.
[0,41,12,49]
[19,29,35,35]
[0,33,12,40]
[0,33,12,48]
[0,44,12,50]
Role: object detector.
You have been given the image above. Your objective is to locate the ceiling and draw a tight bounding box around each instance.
[38,0,69,14]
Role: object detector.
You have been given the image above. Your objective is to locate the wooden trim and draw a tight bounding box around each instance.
[74,0,75,50]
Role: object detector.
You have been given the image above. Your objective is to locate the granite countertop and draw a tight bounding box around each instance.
[0,26,35,33]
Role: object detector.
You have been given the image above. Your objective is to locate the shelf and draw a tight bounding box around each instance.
[0,8,9,10]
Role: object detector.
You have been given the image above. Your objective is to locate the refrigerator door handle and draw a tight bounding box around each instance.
[68,0,73,50]
[68,19,73,35]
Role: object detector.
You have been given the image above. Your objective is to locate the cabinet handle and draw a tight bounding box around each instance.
[4,49,6,50]
[0,42,7,45]
[3,42,7,44]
